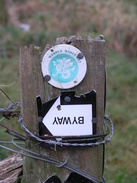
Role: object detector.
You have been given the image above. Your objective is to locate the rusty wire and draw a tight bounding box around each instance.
[0,88,21,120]
[0,90,112,183]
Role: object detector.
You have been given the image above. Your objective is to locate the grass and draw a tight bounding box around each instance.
[104,52,137,182]
[0,56,20,106]
[0,55,22,159]
[1,0,137,57]
[0,50,137,182]
[0,0,137,182]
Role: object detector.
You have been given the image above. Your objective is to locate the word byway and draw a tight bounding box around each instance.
[53,116,84,125]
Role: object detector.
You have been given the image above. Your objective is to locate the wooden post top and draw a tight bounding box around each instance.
[20,35,106,182]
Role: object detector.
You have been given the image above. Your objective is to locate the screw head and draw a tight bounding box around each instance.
[77,52,84,59]
[44,75,51,81]
[57,105,61,110]
[64,96,71,103]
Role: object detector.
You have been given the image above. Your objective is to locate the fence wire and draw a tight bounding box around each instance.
[0,102,113,183]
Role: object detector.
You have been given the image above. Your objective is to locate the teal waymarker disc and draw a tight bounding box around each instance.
[42,44,87,89]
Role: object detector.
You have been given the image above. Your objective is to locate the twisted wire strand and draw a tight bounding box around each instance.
[0,88,21,109]
[18,114,113,147]
[0,139,101,183]
[0,102,113,147]
[0,102,113,183]
[0,102,21,112]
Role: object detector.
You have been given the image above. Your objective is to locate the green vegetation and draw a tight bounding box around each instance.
[0,51,136,182]
[0,0,137,182]
[104,52,137,182]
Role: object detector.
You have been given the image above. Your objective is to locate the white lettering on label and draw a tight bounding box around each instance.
[53,116,84,125]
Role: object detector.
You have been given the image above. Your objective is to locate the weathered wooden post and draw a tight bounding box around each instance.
[20,35,106,183]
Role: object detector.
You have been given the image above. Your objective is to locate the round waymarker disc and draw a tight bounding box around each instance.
[41,44,87,89]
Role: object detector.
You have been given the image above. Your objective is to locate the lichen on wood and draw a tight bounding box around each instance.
[20,36,106,182]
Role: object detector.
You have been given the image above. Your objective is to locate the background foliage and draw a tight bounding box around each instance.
[0,0,137,182]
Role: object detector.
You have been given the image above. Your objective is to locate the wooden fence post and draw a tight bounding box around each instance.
[20,36,106,183]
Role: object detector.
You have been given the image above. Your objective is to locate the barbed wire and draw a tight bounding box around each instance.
[0,101,113,147]
[0,88,21,121]
[18,114,113,148]
[0,88,21,109]
[0,139,101,183]
[0,102,21,112]
[0,101,113,183]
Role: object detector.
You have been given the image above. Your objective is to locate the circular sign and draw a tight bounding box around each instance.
[41,44,87,89]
